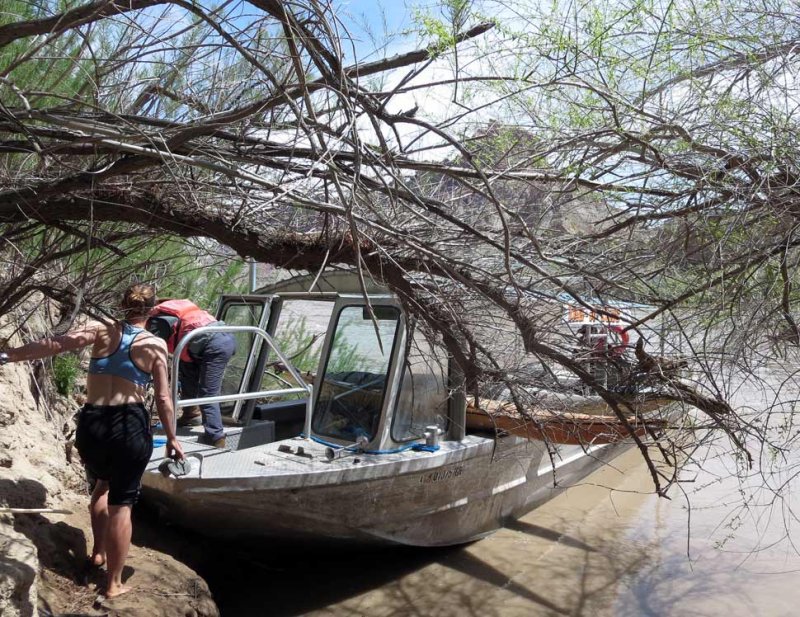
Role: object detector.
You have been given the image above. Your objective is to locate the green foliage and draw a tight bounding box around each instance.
[94,234,248,312]
[52,354,80,396]
[257,317,369,397]
[276,317,368,375]
[412,0,474,57]
[0,1,94,107]
[413,10,456,56]
[326,330,370,374]
[0,216,250,329]
[274,316,325,373]
[262,317,366,389]
[155,250,249,311]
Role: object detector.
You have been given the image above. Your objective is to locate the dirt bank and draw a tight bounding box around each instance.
[11,493,218,617]
[0,320,219,616]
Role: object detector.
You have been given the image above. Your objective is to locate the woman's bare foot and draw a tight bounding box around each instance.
[81,555,106,586]
[104,583,133,599]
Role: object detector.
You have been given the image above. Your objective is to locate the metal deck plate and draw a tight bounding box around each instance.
[146,435,498,487]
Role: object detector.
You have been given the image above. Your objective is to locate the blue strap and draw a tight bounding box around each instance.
[88,322,151,386]
[301,433,440,454]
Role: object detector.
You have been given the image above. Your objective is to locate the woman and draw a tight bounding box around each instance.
[0,283,184,599]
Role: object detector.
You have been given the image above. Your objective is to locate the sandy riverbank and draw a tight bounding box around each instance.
[11,493,218,617]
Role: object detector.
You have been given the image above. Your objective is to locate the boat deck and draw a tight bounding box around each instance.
[145,433,500,488]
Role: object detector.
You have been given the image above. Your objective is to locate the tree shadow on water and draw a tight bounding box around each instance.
[131,503,614,617]
[437,549,573,616]
[132,503,459,616]
[503,519,597,552]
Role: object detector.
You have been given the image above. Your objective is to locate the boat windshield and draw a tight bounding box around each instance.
[217,299,267,404]
[312,305,400,442]
[391,329,449,441]
[256,299,335,400]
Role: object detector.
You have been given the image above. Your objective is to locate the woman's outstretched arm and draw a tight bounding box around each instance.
[3,321,102,362]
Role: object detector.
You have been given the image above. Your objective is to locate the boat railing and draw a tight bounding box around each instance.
[171,325,313,436]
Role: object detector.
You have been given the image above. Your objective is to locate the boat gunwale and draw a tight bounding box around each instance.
[143,434,543,493]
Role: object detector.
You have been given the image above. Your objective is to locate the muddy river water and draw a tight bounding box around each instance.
[138,365,800,616]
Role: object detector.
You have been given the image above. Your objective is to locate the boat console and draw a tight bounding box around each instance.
[161,275,459,456]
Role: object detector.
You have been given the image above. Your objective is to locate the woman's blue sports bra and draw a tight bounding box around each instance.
[88,322,151,387]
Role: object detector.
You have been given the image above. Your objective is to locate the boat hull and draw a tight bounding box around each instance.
[141,435,630,547]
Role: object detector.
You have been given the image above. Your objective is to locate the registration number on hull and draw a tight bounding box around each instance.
[419,466,464,484]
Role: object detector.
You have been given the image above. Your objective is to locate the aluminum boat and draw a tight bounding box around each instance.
[141,272,668,546]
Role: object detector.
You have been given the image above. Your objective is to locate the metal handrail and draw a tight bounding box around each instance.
[178,387,307,408]
[171,325,313,436]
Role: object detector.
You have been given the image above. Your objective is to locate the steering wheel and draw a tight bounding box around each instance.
[323,375,385,402]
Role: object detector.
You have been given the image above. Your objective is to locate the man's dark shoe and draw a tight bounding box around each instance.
[177,407,202,427]
[177,414,202,427]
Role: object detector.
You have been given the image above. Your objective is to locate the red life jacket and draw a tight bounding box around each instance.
[607,325,630,357]
[152,300,216,362]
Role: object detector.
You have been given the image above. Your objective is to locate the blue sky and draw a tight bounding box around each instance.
[344,0,412,28]
[336,0,424,61]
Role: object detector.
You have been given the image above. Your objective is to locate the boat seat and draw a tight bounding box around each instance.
[253,398,307,423]
[253,399,307,440]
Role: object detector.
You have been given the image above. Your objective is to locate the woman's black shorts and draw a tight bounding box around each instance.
[75,402,153,506]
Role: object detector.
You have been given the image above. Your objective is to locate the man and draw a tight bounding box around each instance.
[148,299,236,448]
